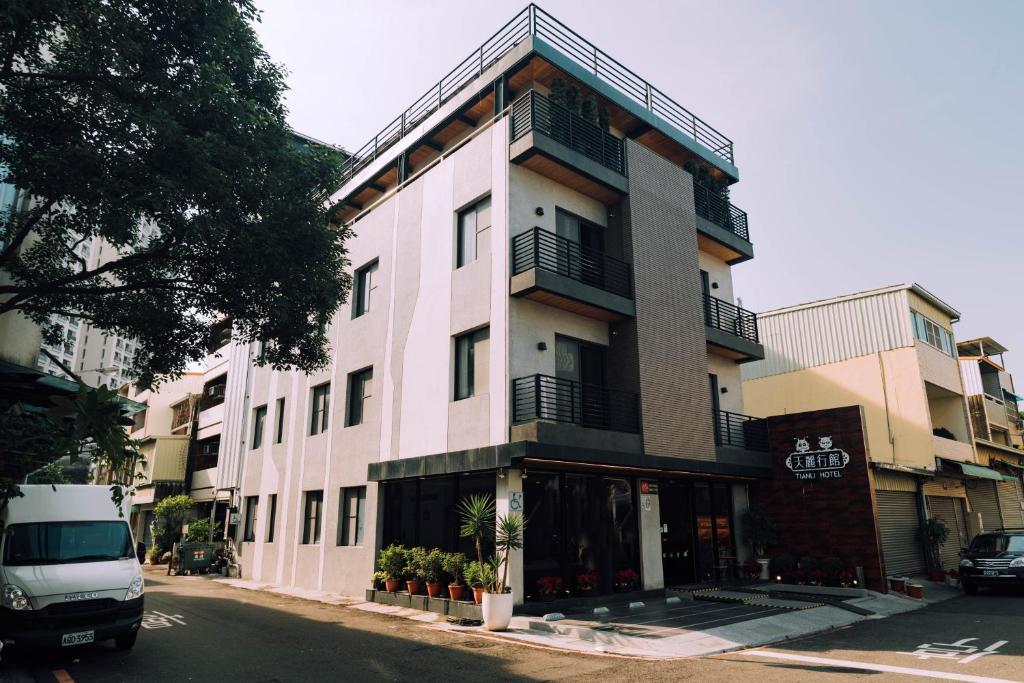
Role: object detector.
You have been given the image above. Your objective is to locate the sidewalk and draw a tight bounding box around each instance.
[201,571,960,660]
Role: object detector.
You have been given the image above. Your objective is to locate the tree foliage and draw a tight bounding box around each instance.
[0,0,352,387]
[152,493,192,551]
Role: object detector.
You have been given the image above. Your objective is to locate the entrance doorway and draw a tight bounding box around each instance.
[523,471,640,600]
[659,480,737,585]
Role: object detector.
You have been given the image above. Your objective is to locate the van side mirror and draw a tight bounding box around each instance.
[136,542,146,564]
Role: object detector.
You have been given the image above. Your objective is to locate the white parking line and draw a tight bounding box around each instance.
[738,650,1019,683]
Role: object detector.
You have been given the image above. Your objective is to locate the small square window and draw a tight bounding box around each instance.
[346,368,373,427]
[274,397,286,444]
[456,196,491,268]
[353,261,379,318]
[266,494,278,543]
[454,328,489,400]
[310,383,330,436]
[302,490,323,544]
[243,496,259,542]
[251,405,267,449]
[338,486,366,546]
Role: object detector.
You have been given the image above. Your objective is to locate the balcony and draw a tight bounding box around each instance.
[510,227,635,321]
[512,374,640,434]
[713,409,769,452]
[704,294,764,362]
[510,90,628,204]
[693,182,754,264]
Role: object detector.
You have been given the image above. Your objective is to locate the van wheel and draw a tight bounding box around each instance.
[962,582,978,595]
[115,632,138,650]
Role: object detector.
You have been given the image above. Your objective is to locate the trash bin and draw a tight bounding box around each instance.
[178,543,215,574]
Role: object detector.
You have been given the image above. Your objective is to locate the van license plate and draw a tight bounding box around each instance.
[61,630,94,646]
[983,570,999,576]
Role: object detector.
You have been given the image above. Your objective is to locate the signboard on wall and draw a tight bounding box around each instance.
[640,480,659,495]
[785,436,851,480]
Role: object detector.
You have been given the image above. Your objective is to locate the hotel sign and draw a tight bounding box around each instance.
[785,436,850,480]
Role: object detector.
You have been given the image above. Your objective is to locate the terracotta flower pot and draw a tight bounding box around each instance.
[472,586,485,605]
[889,577,906,593]
[385,578,400,593]
[406,580,423,595]
[448,584,466,602]
[906,583,924,599]
[426,582,442,598]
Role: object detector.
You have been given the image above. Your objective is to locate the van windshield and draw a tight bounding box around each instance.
[2,521,133,566]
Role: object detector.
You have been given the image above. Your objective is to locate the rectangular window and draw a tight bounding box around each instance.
[251,405,267,449]
[243,496,258,542]
[346,368,373,427]
[911,310,954,356]
[310,383,330,435]
[454,327,490,400]
[456,196,492,268]
[302,490,323,544]
[266,494,277,543]
[274,397,286,444]
[338,486,366,546]
[353,260,379,318]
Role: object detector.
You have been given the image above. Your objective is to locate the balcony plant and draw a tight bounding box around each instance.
[377,544,408,593]
[613,568,639,592]
[536,576,563,601]
[422,548,447,599]
[443,552,467,602]
[404,546,428,595]
[575,571,599,595]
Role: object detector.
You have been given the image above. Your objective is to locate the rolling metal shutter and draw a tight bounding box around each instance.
[967,481,1003,532]
[997,478,1024,529]
[927,496,969,570]
[876,491,925,576]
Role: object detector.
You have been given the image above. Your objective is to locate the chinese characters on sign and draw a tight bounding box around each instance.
[902,638,1007,664]
[141,611,188,630]
[784,436,850,480]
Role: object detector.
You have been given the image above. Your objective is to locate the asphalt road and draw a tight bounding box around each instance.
[1,567,1022,682]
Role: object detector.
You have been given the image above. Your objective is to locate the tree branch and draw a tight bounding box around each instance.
[0,200,55,266]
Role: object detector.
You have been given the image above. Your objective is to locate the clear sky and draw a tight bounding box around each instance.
[253,0,1023,370]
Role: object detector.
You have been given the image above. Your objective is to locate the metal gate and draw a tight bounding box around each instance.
[997,478,1024,528]
[967,481,1003,532]
[876,491,925,576]
[927,496,969,570]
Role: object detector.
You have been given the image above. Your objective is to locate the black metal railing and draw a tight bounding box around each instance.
[512,374,640,433]
[511,90,626,175]
[704,294,759,344]
[693,181,749,242]
[714,409,769,452]
[338,4,733,184]
[512,227,632,299]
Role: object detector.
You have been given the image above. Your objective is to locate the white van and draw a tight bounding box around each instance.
[0,485,144,650]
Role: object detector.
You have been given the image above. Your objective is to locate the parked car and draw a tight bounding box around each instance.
[0,485,144,650]
[959,528,1024,594]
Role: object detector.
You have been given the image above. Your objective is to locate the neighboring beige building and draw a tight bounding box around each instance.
[742,283,997,573]
[958,337,1024,531]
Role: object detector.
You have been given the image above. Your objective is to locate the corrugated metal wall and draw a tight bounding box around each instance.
[997,479,1024,528]
[876,491,926,576]
[959,360,983,395]
[927,496,969,570]
[743,289,914,380]
[874,470,919,492]
[966,481,1003,532]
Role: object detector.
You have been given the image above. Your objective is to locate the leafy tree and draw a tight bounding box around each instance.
[152,493,193,552]
[183,517,222,544]
[0,0,352,387]
[0,1,352,503]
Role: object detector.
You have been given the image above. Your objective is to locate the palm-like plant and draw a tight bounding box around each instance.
[492,512,525,594]
[458,494,495,576]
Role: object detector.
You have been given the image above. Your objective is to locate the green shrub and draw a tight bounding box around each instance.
[404,546,428,581]
[377,544,408,581]
[183,518,222,543]
[443,552,467,586]
[421,548,446,583]
[464,560,494,588]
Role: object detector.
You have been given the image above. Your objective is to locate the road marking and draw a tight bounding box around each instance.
[141,610,187,629]
[52,670,74,683]
[903,638,1009,664]
[738,650,1019,683]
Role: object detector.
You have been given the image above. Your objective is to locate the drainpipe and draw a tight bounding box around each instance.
[916,478,931,571]
[877,353,896,463]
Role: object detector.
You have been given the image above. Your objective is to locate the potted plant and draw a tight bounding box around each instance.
[740,507,778,579]
[613,568,639,592]
[820,557,844,587]
[422,548,446,598]
[371,570,388,591]
[443,552,467,601]
[742,559,762,580]
[404,546,427,595]
[946,568,960,588]
[810,569,828,586]
[377,543,408,593]
[536,576,563,601]
[464,560,492,605]
[838,569,856,588]
[482,512,525,631]
[575,571,599,595]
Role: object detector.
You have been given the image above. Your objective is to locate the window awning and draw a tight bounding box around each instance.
[954,461,1006,481]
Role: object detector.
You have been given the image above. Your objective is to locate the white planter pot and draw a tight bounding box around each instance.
[481,592,514,631]
[757,558,771,580]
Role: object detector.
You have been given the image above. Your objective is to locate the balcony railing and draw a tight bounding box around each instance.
[704,294,759,344]
[693,182,749,242]
[512,374,640,433]
[714,409,769,452]
[512,227,632,299]
[511,90,626,175]
[338,5,733,184]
